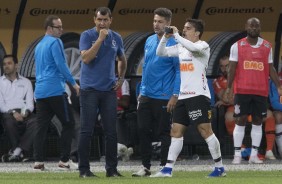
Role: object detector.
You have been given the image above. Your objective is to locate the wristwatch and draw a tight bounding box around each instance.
[9,109,16,115]
[173,94,179,98]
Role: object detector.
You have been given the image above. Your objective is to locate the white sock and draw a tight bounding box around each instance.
[250,124,262,156]
[165,137,183,169]
[275,124,282,155]
[13,147,22,156]
[205,134,223,168]
[233,125,245,157]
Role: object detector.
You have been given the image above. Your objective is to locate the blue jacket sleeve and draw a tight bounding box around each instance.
[208,79,215,107]
[172,57,181,95]
[52,39,76,86]
[269,80,282,111]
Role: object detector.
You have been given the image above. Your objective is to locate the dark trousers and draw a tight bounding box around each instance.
[33,94,74,162]
[70,109,80,160]
[117,116,128,146]
[137,97,172,169]
[78,89,117,173]
[116,112,138,147]
[1,113,37,153]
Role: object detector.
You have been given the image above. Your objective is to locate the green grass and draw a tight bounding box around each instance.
[1,171,282,184]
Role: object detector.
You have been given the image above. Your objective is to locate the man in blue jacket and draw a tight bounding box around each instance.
[33,15,80,171]
[268,78,282,156]
[132,7,180,177]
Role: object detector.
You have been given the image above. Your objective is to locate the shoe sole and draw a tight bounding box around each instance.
[58,166,71,171]
[80,175,98,178]
[33,167,45,171]
[265,157,276,160]
[132,169,151,177]
[132,174,151,177]
[207,172,227,178]
[150,174,172,178]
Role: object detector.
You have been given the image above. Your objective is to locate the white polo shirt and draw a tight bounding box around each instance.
[0,74,34,113]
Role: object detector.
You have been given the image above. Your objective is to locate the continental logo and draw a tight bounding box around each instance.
[206,7,274,15]
[243,60,264,71]
[180,63,194,71]
[29,8,95,16]
[118,8,188,15]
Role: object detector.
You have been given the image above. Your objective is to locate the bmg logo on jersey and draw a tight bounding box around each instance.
[189,109,202,120]
[243,60,264,71]
[180,63,194,71]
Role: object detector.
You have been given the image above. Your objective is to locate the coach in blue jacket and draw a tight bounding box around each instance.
[132,7,180,177]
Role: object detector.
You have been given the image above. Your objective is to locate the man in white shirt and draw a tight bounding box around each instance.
[0,55,37,162]
[151,18,225,178]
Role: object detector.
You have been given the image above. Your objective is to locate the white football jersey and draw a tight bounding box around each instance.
[160,34,211,100]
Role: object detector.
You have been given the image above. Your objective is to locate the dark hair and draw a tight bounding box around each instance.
[220,55,229,61]
[186,18,205,38]
[3,54,18,64]
[44,15,60,30]
[95,7,112,18]
[154,7,172,22]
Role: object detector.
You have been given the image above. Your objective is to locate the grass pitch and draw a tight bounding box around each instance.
[1,171,282,184]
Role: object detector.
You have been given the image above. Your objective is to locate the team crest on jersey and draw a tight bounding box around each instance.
[208,110,212,120]
[234,104,240,115]
[112,40,117,47]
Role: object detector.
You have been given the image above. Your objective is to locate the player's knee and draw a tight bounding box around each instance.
[198,125,213,139]
[170,128,183,138]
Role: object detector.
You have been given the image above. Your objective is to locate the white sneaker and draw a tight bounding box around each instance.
[232,156,241,164]
[249,156,263,164]
[122,147,134,162]
[127,147,134,157]
[69,160,78,170]
[132,166,151,177]
[58,161,70,170]
[265,150,276,160]
[33,162,45,171]
[118,143,128,157]
[150,167,172,178]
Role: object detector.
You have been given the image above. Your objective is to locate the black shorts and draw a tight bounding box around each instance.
[173,95,212,126]
[233,94,267,118]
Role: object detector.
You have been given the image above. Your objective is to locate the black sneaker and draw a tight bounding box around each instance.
[8,155,23,162]
[2,154,22,162]
[79,170,97,178]
[1,154,10,162]
[106,170,123,177]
